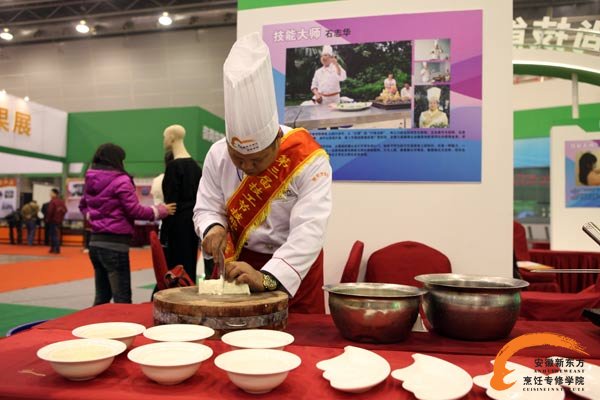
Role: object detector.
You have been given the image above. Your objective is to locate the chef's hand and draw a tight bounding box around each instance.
[202,225,226,257]
[331,56,338,65]
[225,262,264,292]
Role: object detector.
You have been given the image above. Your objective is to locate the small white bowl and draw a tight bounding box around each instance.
[214,349,301,394]
[143,324,215,343]
[72,322,146,348]
[37,338,126,381]
[127,342,213,385]
[221,329,294,350]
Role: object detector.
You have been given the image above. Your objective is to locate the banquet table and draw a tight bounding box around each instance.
[1,303,598,400]
[530,249,600,293]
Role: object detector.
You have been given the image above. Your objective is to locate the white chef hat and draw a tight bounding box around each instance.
[427,87,441,101]
[223,32,279,155]
[321,45,333,56]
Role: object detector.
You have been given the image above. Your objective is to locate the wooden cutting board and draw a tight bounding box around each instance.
[153,287,288,338]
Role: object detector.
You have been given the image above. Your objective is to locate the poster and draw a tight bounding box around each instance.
[0,178,18,218]
[263,10,482,182]
[65,178,85,220]
[65,177,157,220]
[565,140,600,207]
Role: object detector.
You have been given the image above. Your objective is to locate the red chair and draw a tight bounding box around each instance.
[364,241,451,287]
[340,240,364,283]
[150,231,169,291]
[514,221,560,292]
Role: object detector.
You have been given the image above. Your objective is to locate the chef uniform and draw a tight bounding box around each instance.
[400,85,412,101]
[193,32,333,314]
[310,45,347,106]
[419,87,449,128]
[420,62,431,84]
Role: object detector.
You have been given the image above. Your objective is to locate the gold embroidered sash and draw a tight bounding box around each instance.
[225,128,327,260]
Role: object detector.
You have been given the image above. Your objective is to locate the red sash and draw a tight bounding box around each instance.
[224,128,327,261]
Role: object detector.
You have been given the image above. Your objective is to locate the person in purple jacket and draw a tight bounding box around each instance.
[79,143,176,305]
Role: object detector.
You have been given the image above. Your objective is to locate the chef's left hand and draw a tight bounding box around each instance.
[225,262,264,292]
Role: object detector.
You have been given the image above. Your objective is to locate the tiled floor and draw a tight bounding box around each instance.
[0,246,157,336]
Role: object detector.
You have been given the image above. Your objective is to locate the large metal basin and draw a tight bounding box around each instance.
[323,283,425,344]
[414,273,529,341]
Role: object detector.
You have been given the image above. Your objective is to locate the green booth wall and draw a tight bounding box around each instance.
[66,106,224,177]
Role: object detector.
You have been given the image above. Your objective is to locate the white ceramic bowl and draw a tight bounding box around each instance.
[72,322,146,348]
[214,349,301,394]
[37,338,126,381]
[221,329,294,350]
[127,341,213,385]
[143,324,215,343]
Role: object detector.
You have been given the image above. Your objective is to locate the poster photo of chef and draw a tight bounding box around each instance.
[564,140,600,207]
[284,40,412,129]
[414,60,451,84]
[414,39,450,61]
[414,85,450,128]
[264,10,482,182]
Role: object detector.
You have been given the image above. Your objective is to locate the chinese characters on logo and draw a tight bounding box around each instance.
[202,126,224,143]
[522,357,586,393]
[513,16,600,52]
[0,108,32,135]
[272,27,351,43]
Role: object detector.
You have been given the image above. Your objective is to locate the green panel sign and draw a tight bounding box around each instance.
[238,0,337,11]
[514,103,600,140]
[67,107,224,177]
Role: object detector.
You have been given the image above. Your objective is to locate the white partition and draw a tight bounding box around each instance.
[550,125,600,251]
[0,92,67,158]
[238,0,513,284]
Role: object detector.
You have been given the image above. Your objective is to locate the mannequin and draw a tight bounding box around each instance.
[160,124,202,282]
[163,125,191,159]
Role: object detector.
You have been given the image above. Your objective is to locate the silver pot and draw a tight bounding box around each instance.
[323,283,425,343]
[414,273,529,341]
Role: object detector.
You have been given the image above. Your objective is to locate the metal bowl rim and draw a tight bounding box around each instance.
[322,282,426,298]
[414,273,529,289]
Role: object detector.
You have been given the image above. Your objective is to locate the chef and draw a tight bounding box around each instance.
[400,82,412,101]
[193,32,333,314]
[419,87,449,128]
[310,45,347,106]
[420,62,431,84]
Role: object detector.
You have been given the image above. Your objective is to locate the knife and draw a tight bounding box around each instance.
[217,248,226,292]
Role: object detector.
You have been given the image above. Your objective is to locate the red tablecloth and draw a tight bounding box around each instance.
[35,303,600,359]
[530,249,600,293]
[1,303,598,399]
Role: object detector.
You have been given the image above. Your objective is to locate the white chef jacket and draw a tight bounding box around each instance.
[193,126,333,297]
[400,87,411,99]
[420,68,431,84]
[310,64,347,95]
[150,173,165,205]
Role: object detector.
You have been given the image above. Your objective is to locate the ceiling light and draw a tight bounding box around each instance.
[0,28,13,41]
[0,89,6,95]
[158,12,172,26]
[76,20,90,34]
[24,96,30,102]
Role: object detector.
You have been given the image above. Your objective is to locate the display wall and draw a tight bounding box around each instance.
[238,0,514,284]
[67,106,224,177]
[551,125,600,251]
[0,26,235,117]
